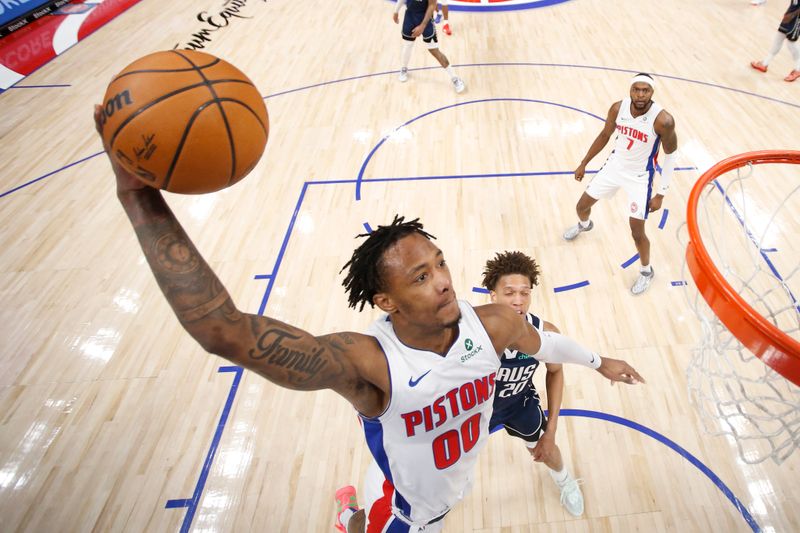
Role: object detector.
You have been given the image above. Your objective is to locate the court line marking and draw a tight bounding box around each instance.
[164,366,243,533]
[262,62,800,111]
[490,409,759,532]
[553,280,590,292]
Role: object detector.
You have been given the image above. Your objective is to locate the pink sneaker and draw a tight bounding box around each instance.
[443,23,452,36]
[785,70,800,82]
[750,61,767,73]
[334,485,359,532]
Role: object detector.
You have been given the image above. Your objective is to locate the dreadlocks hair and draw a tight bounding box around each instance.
[481,251,541,292]
[340,215,436,311]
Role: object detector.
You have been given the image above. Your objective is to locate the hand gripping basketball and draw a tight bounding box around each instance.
[99,50,269,194]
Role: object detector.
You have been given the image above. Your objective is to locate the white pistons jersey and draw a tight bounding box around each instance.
[611,97,663,176]
[361,300,500,526]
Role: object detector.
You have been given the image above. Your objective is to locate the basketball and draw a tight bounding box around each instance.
[99,50,269,194]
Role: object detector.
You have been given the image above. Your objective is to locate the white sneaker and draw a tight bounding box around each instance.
[631,268,654,295]
[556,477,585,517]
[562,220,593,241]
[452,76,465,93]
[399,68,408,83]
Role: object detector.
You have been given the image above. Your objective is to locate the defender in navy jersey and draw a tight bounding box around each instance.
[392,0,465,93]
[750,0,800,82]
[563,73,678,295]
[482,251,584,517]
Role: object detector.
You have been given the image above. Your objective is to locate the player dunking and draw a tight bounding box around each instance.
[482,251,584,517]
[563,73,678,295]
[92,106,643,533]
[393,0,465,93]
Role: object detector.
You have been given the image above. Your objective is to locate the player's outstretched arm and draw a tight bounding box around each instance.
[575,101,620,181]
[479,304,645,384]
[95,106,383,412]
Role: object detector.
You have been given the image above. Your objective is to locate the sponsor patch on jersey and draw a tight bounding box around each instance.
[631,201,638,213]
[460,343,483,363]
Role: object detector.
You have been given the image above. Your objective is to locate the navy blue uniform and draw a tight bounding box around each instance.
[780,0,800,41]
[402,0,437,43]
[489,313,548,443]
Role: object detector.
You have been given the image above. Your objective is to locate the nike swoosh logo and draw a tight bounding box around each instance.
[408,369,432,387]
[590,353,596,364]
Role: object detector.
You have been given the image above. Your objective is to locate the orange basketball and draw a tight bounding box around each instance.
[99,50,269,194]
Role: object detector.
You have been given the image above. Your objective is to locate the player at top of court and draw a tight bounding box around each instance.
[563,73,678,296]
[93,105,643,533]
[393,0,465,93]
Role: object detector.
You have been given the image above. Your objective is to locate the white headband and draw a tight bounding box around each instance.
[631,74,655,88]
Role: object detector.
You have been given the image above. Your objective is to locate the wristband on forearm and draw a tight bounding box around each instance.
[658,151,676,195]
[533,330,602,369]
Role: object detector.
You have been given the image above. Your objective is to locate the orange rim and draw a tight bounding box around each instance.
[686,150,800,387]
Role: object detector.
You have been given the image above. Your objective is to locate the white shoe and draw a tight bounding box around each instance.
[750,0,765,5]
[556,477,585,517]
[631,268,654,295]
[452,76,465,93]
[399,68,408,82]
[562,220,593,241]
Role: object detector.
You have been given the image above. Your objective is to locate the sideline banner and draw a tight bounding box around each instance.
[1,0,71,37]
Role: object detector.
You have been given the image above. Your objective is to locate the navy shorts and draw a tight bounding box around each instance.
[489,391,548,443]
[402,9,437,43]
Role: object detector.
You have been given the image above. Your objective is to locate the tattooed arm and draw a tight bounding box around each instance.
[97,107,388,416]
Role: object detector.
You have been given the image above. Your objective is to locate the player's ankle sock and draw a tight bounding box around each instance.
[788,40,800,69]
[640,264,652,275]
[549,466,570,486]
[764,32,786,65]
[444,65,456,79]
[401,41,413,69]
[579,219,591,229]
[340,508,356,527]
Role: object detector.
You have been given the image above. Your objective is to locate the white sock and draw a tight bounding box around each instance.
[640,264,652,274]
[579,219,591,229]
[788,40,800,70]
[401,41,413,69]
[549,466,570,486]
[445,64,456,80]
[764,32,786,66]
[339,508,355,528]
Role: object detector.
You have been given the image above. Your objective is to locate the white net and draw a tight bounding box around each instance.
[682,157,800,465]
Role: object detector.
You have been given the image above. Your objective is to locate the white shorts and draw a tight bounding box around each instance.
[585,158,655,220]
[362,460,446,533]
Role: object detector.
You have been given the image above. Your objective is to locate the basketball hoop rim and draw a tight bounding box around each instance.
[686,150,800,387]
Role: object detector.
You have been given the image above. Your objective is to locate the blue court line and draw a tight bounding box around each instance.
[445,0,575,12]
[472,287,490,294]
[7,84,71,89]
[256,181,310,316]
[553,280,589,292]
[620,253,640,269]
[761,247,778,253]
[493,409,759,532]
[0,150,102,198]
[363,221,373,234]
[671,280,688,286]
[165,366,243,533]
[658,208,669,229]
[253,274,271,280]
[261,62,799,111]
[355,97,605,200]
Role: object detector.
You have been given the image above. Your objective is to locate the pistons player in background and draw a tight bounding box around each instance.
[482,251,584,517]
[563,73,678,295]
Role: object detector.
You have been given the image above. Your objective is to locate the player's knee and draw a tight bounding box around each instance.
[424,38,439,51]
